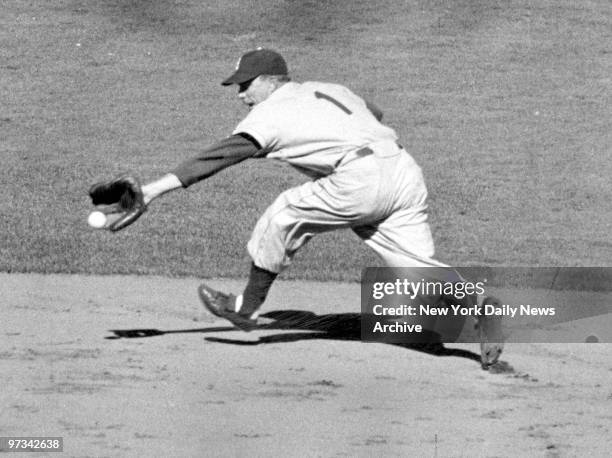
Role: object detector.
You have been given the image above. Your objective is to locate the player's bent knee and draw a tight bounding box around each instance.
[247,211,307,273]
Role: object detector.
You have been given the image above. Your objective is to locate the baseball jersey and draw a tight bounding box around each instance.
[233,81,399,177]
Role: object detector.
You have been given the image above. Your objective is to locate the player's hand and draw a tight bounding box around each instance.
[88,175,147,231]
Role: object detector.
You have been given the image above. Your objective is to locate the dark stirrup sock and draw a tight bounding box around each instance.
[240,263,278,315]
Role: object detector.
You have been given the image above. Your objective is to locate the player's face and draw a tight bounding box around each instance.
[237,76,273,108]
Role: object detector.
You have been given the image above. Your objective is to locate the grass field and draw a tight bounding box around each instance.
[1,0,611,280]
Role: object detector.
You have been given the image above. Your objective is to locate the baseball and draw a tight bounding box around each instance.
[87,211,107,229]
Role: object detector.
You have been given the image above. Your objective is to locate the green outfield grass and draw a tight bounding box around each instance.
[1,0,610,281]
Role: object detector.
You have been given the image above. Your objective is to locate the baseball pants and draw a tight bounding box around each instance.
[247,144,450,274]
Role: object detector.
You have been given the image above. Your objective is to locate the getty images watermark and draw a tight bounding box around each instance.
[360,267,612,344]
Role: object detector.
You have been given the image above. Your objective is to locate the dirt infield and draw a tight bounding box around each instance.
[2,0,610,455]
[1,273,610,457]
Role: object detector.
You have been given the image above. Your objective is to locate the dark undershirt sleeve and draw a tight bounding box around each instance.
[171,134,261,188]
[365,100,383,122]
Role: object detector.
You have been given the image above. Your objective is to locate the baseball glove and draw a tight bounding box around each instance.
[88,175,146,232]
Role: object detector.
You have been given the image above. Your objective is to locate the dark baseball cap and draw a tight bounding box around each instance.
[221,48,288,86]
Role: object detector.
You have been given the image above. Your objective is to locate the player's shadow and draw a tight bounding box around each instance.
[106,309,481,363]
[208,310,481,362]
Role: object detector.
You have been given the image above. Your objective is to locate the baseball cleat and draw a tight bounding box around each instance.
[197,283,258,332]
[477,296,505,370]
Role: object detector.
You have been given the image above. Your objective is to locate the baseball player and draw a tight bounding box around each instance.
[90,48,503,368]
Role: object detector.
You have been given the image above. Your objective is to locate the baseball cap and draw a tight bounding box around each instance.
[221,48,288,86]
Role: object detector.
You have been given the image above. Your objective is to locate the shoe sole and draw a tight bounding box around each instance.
[197,284,257,332]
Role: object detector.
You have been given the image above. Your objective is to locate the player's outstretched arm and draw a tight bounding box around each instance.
[89,134,261,229]
[170,134,261,187]
[144,133,261,205]
[142,173,183,205]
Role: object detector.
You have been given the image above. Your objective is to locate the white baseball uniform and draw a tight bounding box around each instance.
[232,81,448,273]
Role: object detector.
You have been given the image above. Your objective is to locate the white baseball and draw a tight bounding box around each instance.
[88,211,107,229]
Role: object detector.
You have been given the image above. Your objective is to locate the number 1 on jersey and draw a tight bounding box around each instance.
[314,91,352,115]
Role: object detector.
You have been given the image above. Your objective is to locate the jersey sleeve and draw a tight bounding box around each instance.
[232,105,279,153]
[171,134,260,188]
